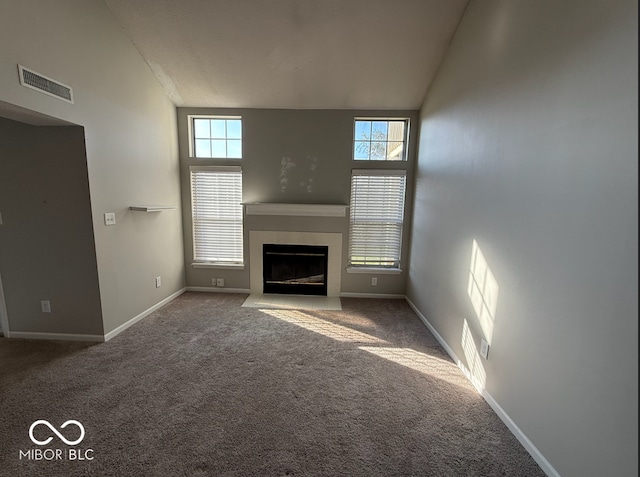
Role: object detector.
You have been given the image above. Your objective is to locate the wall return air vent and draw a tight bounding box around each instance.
[18,65,74,104]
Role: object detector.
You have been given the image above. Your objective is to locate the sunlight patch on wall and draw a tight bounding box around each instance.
[467,239,499,344]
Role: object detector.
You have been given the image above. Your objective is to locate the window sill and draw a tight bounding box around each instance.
[191,262,244,270]
[346,266,402,275]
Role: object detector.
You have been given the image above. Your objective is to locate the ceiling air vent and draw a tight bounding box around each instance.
[17,65,74,104]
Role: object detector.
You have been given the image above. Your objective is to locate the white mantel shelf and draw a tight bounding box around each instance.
[243,203,348,217]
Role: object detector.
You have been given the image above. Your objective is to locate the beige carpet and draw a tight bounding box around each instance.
[0,292,545,476]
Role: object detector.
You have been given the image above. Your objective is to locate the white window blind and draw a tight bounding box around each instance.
[349,170,407,268]
[190,166,244,264]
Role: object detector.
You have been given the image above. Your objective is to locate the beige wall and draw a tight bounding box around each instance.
[177,108,418,295]
[407,0,637,476]
[0,118,103,336]
[0,0,184,336]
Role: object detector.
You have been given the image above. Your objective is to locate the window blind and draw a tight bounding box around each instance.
[349,169,406,268]
[190,166,243,264]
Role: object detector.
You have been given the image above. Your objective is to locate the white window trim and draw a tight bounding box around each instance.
[188,114,242,159]
[353,117,410,162]
[346,266,402,274]
[351,168,407,177]
[190,165,241,172]
[191,263,245,270]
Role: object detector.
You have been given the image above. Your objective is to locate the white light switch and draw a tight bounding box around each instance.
[104,212,116,226]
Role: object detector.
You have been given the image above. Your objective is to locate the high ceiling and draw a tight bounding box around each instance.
[103,0,469,110]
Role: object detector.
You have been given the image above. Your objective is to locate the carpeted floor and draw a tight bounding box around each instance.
[0,292,546,476]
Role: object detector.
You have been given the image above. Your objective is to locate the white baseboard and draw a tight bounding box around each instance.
[186,286,251,294]
[340,292,405,299]
[404,297,458,360]
[103,288,186,342]
[185,288,403,299]
[481,388,561,477]
[8,331,104,342]
[404,296,560,477]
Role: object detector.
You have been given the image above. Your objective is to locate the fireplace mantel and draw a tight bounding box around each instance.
[244,203,348,217]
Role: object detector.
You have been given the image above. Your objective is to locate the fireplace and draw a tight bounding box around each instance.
[249,231,342,297]
[263,244,329,296]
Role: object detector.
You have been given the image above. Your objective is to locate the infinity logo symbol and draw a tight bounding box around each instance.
[29,420,85,446]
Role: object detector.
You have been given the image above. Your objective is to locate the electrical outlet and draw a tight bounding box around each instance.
[371,277,378,286]
[216,278,225,287]
[104,212,116,226]
[155,276,162,288]
[212,278,217,286]
[41,300,51,313]
[480,339,490,359]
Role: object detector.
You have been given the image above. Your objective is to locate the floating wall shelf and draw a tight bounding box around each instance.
[129,206,177,212]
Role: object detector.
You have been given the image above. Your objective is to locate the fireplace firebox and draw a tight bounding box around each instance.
[263,244,328,295]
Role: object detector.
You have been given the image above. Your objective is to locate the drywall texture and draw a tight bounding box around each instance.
[0,118,103,335]
[0,0,184,335]
[178,108,418,295]
[407,0,638,476]
[103,0,469,109]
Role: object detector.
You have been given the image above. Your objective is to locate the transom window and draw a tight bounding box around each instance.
[191,116,242,158]
[353,119,407,161]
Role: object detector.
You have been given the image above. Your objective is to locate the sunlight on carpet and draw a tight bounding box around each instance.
[260,308,384,343]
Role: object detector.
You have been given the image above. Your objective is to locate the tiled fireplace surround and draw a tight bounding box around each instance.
[246,204,346,297]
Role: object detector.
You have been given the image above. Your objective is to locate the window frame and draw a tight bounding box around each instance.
[352,117,410,161]
[189,165,244,268]
[188,115,243,159]
[348,116,410,272]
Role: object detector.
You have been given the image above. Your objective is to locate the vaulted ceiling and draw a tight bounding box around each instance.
[103,0,469,109]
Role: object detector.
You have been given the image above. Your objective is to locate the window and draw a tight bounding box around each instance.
[348,170,407,268]
[191,116,242,158]
[353,119,408,161]
[190,166,243,265]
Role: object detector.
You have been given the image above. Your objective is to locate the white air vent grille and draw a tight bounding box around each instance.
[18,65,74,103]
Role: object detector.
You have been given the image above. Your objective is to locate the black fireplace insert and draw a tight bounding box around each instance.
[263,244,328,295]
